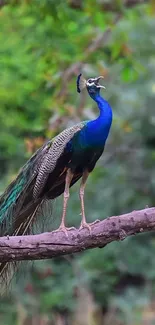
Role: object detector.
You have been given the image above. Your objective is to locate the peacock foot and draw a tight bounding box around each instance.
[79,221,92,234]
[54,224,76,237]
[79,219,100,234]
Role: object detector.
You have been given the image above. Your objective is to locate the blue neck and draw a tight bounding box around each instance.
[83,91,113,147]
[91,92,111,118]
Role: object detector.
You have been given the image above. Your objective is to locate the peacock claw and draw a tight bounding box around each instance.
[54,225,76,237]
[79,219,100,234]
[79,221,92,234]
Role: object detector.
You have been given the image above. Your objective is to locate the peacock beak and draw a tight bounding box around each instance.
[95,76,106,89]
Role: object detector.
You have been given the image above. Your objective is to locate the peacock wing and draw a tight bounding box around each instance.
[33,121,86,199]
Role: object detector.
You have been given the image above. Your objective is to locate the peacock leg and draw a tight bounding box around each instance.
[57,168,74,234]
[79,170,91,232]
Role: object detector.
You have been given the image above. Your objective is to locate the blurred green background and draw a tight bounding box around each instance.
[0,0,155,324]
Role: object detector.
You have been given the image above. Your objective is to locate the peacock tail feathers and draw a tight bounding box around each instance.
[0,140,51,236]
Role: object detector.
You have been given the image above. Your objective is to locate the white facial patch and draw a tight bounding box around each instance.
[86,79,96,87]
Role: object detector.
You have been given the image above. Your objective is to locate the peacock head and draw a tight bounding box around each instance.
[77,74,105,97]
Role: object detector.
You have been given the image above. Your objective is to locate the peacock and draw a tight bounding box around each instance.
[0,74,113,283]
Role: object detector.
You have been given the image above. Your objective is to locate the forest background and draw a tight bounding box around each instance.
[0,1,155,324]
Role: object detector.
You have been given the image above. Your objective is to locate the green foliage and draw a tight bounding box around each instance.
[0,1,155,324]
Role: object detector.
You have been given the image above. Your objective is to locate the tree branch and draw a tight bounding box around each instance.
[102,0,148,12]
[69,0,148,10]
[0,207,155,263]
